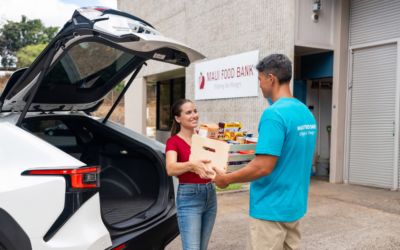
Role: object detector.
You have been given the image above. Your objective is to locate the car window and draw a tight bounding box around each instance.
[41,42,135,89]
[22,120,77,146]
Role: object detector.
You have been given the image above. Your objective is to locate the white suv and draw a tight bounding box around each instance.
[0,7,204,250]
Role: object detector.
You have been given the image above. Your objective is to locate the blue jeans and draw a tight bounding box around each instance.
[176,182,217,250]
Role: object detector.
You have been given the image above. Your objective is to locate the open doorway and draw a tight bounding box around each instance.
[294,47,333,181]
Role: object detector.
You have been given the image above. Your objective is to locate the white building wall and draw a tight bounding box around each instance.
[295,0,334,50]
[119,0,295,137]
[329,0,349,183]
[125,77,147,135]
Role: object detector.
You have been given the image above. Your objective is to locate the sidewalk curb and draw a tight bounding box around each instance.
[216,188,250,196]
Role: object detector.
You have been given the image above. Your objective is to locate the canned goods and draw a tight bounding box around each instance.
[246,138,258,144]
[238,150,255,154]
[227,140,240,145]
[244,133,253,138]
[228,161,243,165]
[236,136,246,144]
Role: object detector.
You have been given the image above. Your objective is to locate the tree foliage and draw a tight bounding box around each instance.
[0,15,58,67]
[114,82,125,92]
[0,73,11,94]
[15,43,48,69]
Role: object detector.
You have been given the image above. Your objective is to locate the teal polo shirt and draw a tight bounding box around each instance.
[250,98,317,222]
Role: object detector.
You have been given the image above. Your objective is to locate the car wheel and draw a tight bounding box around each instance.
[48,130,54,136]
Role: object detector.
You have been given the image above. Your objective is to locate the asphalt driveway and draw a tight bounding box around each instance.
[166,179,400,250]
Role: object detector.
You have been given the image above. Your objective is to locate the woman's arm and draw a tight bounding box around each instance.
[166,151,214,179]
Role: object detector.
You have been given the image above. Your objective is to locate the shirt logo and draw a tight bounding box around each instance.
[297,124,317,137]
[297,124,316,131]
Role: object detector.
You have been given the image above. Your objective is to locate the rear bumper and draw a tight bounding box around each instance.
[30,193,112,250]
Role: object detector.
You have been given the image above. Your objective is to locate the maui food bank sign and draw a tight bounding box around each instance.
[195,50,259,100]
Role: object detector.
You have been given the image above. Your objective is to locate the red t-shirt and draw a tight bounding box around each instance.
[165,135,211,184]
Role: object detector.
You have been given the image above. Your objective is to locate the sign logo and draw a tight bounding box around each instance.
[199,72,205,90]
[194,50,259,100]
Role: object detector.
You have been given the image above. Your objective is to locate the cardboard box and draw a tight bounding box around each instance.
[189,135,256,179]
[218,122,242,138]
[198,124,219,139]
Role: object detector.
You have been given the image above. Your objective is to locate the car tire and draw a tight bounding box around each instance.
[48,130,54,136]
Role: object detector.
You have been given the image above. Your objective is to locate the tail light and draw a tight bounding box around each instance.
[22,167,100,189]
[21,166,100,242]
[112,244,126,250]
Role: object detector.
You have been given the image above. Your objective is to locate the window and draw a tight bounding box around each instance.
[41,42,135,89]
[146,82,157,138]
[156,77,185,131]
[22,120,77,146]
[158,80,171,130]
[173,78,185,103]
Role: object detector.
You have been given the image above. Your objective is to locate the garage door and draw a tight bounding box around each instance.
[349,0,400,47]
[348,43,397,188]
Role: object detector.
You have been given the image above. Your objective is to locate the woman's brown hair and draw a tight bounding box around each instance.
[170,99,193,137]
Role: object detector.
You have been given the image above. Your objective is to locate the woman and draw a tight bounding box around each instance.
[165,99,217,250]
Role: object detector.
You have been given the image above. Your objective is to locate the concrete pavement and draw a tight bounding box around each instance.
[166,179,400,250]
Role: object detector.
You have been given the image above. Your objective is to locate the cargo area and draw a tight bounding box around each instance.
[22,116,168,229]
[97,141,160,227]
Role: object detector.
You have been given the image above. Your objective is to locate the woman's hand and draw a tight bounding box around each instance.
[166,151,215,177]
[191,159,215,179]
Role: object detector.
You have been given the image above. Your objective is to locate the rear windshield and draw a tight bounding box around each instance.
[41,42,135,89]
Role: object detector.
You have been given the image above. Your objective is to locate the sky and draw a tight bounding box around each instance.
[0,0,118,28]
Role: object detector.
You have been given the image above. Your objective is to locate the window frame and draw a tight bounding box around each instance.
[156,77,185,131]
[22,119,79,146]
[4,36,142,104]
[41,41,136,89]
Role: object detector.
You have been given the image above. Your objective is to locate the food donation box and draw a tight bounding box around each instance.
[189,134,257,179]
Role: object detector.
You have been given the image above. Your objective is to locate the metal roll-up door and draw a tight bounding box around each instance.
[348,43,397,188]
[350,0,400,46]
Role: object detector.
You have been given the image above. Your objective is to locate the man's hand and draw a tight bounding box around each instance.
[212,166,229,189]
[211,155,278,186]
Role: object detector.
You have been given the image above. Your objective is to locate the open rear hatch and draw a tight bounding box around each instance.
[0,6,205,120]
[2,7,205,241]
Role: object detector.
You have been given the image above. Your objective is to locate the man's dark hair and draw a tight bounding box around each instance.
[256,54,292,84]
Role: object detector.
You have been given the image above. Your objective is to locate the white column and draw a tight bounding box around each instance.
[330,0,350,183]
[125,77,147,135]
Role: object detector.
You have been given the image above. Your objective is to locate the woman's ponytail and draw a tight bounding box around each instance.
[170,99,192,137]
[170,120,180,137]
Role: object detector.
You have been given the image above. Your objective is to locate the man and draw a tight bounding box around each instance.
[213,54,317,250]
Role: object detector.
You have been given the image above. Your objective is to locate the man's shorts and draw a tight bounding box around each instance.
[247,216,301,250]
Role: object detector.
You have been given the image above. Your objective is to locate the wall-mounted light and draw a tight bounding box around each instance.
[312,2,322,12]
[312,0,322,22]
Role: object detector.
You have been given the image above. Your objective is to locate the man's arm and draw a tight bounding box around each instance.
[213,112,285,188]
[213,154,278,189]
